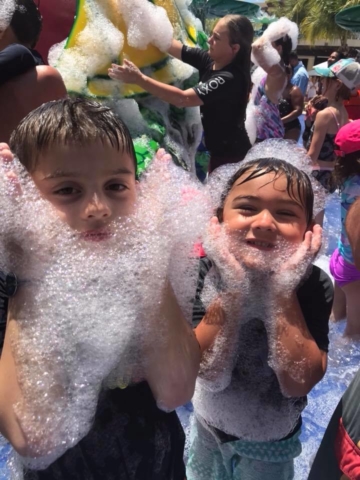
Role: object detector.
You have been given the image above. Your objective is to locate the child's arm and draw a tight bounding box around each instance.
[194,294,240,392]
[144,280,201,411]
[266,226,328,397]
[0,294,32,455]
[268,292,327,398]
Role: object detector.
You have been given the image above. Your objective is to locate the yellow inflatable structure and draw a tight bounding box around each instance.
[50,0,206,172]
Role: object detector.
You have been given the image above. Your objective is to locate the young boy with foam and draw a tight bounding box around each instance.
[187,140,334,480]
[0,97,202,479]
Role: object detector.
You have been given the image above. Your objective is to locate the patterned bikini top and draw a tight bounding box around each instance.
[254,76,285,141]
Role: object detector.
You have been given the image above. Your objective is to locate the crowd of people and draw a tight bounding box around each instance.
[0,1,360,480]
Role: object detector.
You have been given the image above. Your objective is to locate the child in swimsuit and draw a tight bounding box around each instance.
[330,120,360,337]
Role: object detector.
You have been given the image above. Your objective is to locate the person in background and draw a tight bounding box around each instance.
[308,197,360,480]
[306,76,317,101]
[251,17,298,142]
[330,120,360,337]
[109,14,254,173]
[305,59,360,203]
[328,47,348,67]
[302,94,328,145]
[0,0,67,142]
[279,65,304,141]
[289,51,308,96]
[0,0,44,86]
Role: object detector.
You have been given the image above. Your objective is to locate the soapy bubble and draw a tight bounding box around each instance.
[0,152,211,472]
[0,0,15,33]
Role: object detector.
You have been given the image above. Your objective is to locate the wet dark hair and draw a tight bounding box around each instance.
[275,35,293,66]
[216,158,314,226]
[335,47,348,62]
[10,98,138,177]
[10,0,42,48]
[334,150,360,186]
[223,15,254,95]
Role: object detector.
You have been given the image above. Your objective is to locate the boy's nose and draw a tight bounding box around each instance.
[252,211,277,231]
[85,193,111,219]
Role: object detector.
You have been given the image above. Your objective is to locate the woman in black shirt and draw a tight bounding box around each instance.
[109,15,254,173]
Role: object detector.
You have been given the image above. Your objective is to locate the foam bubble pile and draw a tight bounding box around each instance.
[0,0,15,33]
[50,0,206,171]
[0,154,211,473]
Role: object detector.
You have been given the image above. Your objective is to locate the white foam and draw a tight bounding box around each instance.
[0,153,211,472]
[117,0,173,52]
[0,0,15,33]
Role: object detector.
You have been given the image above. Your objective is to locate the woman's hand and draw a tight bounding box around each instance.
[108,60,143,85]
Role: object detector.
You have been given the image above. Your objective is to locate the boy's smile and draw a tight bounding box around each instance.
[31,140,137,236]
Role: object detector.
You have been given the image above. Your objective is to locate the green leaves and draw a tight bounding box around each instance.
[266,0,358,45]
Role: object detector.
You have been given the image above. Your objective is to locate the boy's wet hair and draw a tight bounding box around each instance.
[216,158,314,226]
[10,98,138,177]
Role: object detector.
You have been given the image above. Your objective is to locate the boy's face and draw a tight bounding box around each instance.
[31,141,137,240]
[222,171,309,267]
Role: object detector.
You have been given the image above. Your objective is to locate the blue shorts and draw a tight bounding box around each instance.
[186,415,301,480]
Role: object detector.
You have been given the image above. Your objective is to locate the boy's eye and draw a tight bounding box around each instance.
[106,183,127,192]
[278,211,297,217]
[236,205,257,214]
[54,187,80,196]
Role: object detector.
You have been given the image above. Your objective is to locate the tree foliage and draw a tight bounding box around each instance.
[265,0,359,45]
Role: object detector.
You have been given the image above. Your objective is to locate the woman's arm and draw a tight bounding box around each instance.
[108,60,203,108]
[251,39,286,104]
[281,87,304,124]
[167,39,183,60]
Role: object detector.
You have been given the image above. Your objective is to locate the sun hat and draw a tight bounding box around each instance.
[313,58,360,90]
[334,119,360,157]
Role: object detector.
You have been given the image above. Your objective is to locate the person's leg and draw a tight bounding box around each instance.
[186,415,229,480]
[332,282,347,321]
[284,128,301,141]
[235,457,294,480]
[342,280,360,337]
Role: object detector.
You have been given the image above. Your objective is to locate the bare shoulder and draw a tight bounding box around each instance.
[314,108,334,126]
[36,66,67,98]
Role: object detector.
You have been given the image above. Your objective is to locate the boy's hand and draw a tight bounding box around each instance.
[272,225,322,294]
[0,143,22,196]
[204,217,245,293]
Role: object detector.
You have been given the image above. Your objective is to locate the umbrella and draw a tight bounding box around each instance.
[335,5,360,33]
[206,0,260,18]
